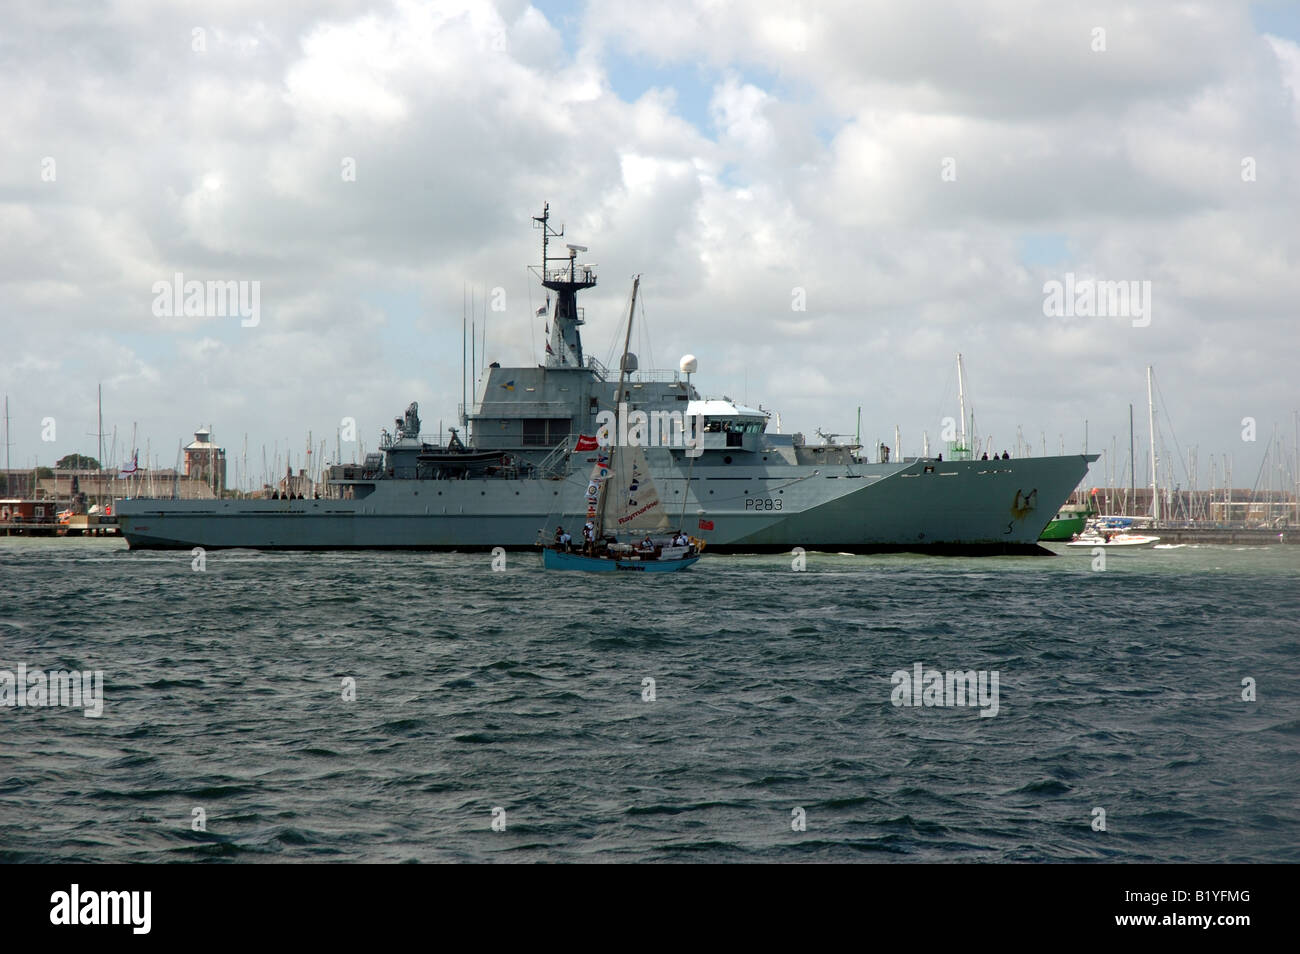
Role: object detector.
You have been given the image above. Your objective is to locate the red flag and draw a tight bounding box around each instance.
[698,518,714,531]
[575,434,599,451]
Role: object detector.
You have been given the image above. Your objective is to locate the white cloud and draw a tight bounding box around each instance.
[0,0,1295,487]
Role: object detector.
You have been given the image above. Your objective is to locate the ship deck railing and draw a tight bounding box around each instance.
[624,370,685,383]
[460,400,583,419]
[539,266,596,286]
[583,360,683,385]
[537,439,574,478]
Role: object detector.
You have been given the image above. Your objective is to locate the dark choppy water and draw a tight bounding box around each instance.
[1,538,1297,862]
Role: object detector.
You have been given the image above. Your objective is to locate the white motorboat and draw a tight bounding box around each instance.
[1065,532,1160,548]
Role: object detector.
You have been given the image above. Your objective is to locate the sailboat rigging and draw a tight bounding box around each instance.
[543,275,700,572]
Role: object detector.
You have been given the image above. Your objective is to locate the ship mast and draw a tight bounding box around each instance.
[595,275,639,539]
[532,203,597,369]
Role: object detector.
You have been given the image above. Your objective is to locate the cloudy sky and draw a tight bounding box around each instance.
[3,0,1298,495]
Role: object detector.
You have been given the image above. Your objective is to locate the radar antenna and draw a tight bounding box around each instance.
[529,203,597,370]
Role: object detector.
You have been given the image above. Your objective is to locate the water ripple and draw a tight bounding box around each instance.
[0,538,1296,861]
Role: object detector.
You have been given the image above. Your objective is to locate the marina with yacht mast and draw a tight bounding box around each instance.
[6,351,1295,545]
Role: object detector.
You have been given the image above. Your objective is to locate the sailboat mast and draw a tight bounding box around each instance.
[1129,403,1135,517]
[461,288,467,427]
[956,353,967,451]
[97,383,104,508]
[596,275,640,538]
[1147,365,1159,522]
[617,278,639,387]
[1225,453,1231,521]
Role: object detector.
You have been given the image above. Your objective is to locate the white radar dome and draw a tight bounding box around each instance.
[679,354,698,374]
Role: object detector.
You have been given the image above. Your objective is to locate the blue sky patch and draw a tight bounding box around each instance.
[1251,0,1300,42]
[1016,233,1073,267]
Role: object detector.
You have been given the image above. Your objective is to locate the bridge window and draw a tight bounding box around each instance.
[522,419,571,446]
[704,418,764,434]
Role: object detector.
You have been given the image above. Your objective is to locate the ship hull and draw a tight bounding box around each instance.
[1038,515,1087,541]
[117,454,1095,554]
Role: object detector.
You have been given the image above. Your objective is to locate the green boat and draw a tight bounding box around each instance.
[1039,503,1095,541]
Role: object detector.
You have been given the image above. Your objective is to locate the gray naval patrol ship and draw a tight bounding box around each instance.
[118,205,1096,553]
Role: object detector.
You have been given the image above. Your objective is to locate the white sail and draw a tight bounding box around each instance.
[609,443,669,533]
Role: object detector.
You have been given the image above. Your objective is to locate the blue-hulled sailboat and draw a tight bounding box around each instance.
[542,276,700,573]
